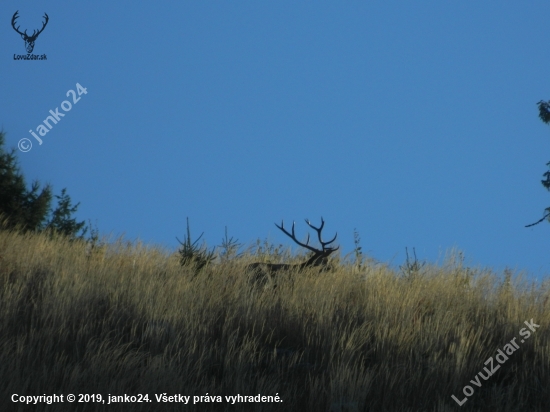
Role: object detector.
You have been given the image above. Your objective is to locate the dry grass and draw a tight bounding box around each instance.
[0,229,549,411]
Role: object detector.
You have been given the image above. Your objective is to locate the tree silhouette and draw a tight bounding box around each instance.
[526,101,550,227]
[44,188,87,238]
[0,129,87,237]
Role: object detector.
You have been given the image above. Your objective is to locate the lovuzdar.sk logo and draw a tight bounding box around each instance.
[11,10,48,60]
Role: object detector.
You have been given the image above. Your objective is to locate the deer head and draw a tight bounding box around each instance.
[275,217,339,269]
[246,218,339,290]
[12,11,49,53]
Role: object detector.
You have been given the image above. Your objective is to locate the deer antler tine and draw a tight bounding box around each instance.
[11,11,25,36]
[305,218,324,231]
[36,13,49,36]
[304,217,338,251]
[275,219,319,253]
[322,232,338,248]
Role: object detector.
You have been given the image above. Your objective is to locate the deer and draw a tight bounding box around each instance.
[247,217,339,289]
[11,11,49,54]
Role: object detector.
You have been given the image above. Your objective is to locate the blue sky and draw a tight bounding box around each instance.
[2,2,550,280]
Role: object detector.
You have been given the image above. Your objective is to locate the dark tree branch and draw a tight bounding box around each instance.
[525,212,550,228]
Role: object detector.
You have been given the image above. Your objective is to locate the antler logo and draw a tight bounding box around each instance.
[11,11,49,53]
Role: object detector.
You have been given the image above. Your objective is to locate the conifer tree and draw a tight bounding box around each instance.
[0,129,87,237]
[526,101,550,227]
[0,130,51,231]
[44,188,87,238]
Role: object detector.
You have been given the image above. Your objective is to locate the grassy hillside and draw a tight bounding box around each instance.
[0,229,548,411]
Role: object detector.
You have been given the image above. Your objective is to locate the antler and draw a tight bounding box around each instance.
[11,11,25,36]
[275,217,339,253]
[31,13,49,39]
[304,217,338,251]
[11,11,49,39]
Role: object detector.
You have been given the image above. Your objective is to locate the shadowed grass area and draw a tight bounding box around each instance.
[0,229,548,411]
